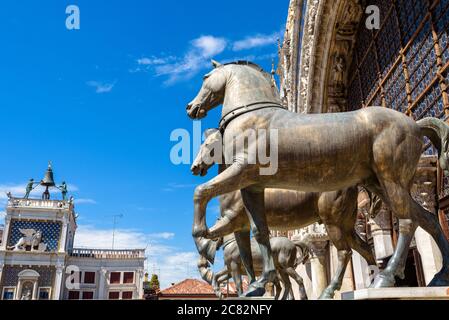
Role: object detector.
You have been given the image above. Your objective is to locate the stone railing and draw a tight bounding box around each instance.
[69,248,146,260]
[7,198,71,210]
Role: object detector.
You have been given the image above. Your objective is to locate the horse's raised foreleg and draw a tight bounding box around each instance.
[214,269,231,299]
[240,188,276,297]
[234,231,256,285]
[192,163,249,238]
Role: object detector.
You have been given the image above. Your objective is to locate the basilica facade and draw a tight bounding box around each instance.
[277,0,449,299]
[0,165,146,300]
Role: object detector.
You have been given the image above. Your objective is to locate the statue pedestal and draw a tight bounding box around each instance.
[342,287,449,300]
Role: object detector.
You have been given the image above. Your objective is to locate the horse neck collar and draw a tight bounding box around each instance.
[219,101,287,133]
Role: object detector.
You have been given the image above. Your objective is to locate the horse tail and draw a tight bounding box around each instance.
[197,256,214,284]
[417,117,449,172]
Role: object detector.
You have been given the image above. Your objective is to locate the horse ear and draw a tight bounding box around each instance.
[204,128,220,139]
[211,59,222,68]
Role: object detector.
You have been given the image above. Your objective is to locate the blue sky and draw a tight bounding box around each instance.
[0,0,290,288]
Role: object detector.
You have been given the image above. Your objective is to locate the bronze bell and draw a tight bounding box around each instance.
[40,162,56,187]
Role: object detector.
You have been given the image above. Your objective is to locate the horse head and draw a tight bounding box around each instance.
[186,60,226,120]
[191,128,222,176]
[187,60,280,120]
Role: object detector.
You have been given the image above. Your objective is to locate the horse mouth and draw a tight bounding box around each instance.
[191,165,208,177]
[187,105,207,119]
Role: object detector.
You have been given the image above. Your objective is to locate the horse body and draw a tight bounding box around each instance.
[187,61,449,296]
[193,129,375,299]
[213,189,319,235]
[222,107,421,192]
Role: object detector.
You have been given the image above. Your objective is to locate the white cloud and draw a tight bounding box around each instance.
[150,232,175,240]
[132,30,281,84]
[232,32,280,51]
[137,56,174,66]
[86,81,116,93]
[151,35,227,84]
[191,36,228,57]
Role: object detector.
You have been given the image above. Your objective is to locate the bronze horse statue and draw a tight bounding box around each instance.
[186,60,449,296]
[198,233,309,300]
[192,128,376,299]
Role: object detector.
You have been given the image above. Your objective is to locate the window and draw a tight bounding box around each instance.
[82,291,94,300]
[110,272,121,284]
[108,292,120,300]
[2,287,15,300]
[84,272,96,284]
[122,291,133,300]
[123,272,134,284]
[38,288,51,300]
[68,291,80,300]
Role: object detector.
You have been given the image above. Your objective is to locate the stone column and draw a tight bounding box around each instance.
[136,269,144,300]
[352,251,373,289]
[98,268,108,300]
[0,216,11,250]
[0,263,4,287]
[59,218,68,253]
[16,280,23,300]
[412,157,442,284]
[307,224,329,299]
[32,281,39,300]
[369,204,394,261]
[53,265,64,300]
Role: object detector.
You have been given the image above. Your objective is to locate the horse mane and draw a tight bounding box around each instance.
[223,60,272,82]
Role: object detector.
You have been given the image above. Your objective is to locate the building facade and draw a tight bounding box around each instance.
[277,0,449,299]
[0,165,146,300]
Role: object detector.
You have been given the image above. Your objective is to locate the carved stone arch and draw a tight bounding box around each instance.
[322,0,364,113]
[297,0,363,114]
[18,269,40,279]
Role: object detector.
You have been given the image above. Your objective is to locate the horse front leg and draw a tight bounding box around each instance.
[234,230,256,285]
[240,188,276,297]
[192,163,249,238]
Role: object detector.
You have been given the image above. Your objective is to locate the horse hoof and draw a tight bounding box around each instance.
[371,273,395,288]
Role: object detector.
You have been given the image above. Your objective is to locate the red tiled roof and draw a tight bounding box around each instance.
[160,278,249,296]
[161,279,217,295]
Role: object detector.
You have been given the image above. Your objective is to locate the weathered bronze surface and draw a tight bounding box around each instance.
[198,235,309,300]
[186,61,449,296]
[192,128,375,299]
